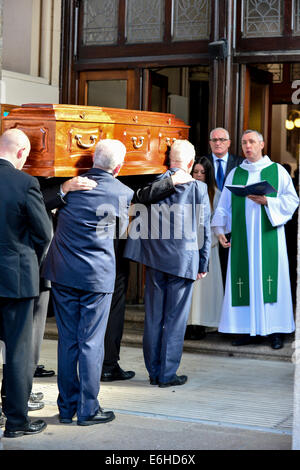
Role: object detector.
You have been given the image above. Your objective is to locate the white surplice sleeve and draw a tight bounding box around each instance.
[211,169,235,235]
[264,165,299,227]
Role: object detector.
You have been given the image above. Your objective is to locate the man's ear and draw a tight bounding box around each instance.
[16,147,25,160]
[187,159,194,170]
[112,163,122,177]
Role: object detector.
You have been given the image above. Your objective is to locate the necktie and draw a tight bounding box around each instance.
[216,159,225,190]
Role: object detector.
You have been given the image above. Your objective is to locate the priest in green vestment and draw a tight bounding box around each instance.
[211,130,299,349]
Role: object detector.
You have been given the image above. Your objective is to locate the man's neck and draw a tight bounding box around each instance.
[0,156,16,168]
[212,152,229,159]
[246,155,263,163]
[169,165,188,173]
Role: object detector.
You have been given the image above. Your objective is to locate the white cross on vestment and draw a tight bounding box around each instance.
[237,277,243,298]
[267,275,273,295]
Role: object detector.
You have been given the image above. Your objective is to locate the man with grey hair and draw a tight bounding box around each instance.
[124,139,211,387]
[42,139,134,425]
[207,127,244,284]
[212,129,299,349]
[207,127,244,191]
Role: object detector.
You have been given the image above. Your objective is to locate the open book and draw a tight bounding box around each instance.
[225,180,277,197]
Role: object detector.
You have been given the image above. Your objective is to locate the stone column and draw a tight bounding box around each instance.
[293,171,300,450]
[0,0,3,448]
[0,0,4,104]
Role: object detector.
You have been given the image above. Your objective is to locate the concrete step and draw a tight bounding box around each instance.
[44,306,294,362]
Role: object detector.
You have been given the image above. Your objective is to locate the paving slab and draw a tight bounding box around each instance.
[0,339,294,451]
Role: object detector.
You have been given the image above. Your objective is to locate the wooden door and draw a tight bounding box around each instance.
[243,66,273,152]
[78,70,140,110]
[142,70,168,112]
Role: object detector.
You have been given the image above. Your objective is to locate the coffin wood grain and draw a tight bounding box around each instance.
[2,104,189,176]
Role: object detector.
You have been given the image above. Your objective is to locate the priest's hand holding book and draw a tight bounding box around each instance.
[247,194,268,205]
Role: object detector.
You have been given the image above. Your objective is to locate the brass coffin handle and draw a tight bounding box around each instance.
[75,134,97,149]
[166,137,177,146]
[131,136,144,149]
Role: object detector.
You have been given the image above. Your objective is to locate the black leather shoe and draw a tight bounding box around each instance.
[232,335,252,346]
[270,333,284,350]
[185,325,206,340]
[159,375,188,388]
[28,401,44,411]
[77,407,115,426]
[149,377,158,385]
[34,365,55,378]
[29,392,44,403]
[101,365,135,382]
[4,420,47,438]
[59,416,73,424]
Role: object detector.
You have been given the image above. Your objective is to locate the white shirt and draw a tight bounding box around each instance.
[212,152,228,180]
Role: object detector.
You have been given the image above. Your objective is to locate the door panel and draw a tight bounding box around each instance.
[243,66,272,152]
[78,70,140,110]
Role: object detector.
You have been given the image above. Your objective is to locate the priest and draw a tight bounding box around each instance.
[211,129,299,349]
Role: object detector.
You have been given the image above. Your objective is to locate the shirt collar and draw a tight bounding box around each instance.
[212,152,229,164]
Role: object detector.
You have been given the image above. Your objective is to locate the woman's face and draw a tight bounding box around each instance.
[192,163,206,182]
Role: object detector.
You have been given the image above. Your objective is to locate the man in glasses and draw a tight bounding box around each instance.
[207,128,244,283]
[207,128,244,192]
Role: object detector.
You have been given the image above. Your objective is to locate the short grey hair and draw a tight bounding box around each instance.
[93,139,126,172]
[242,129,264,142]
[210,127,230,140]
[169,139,195,165]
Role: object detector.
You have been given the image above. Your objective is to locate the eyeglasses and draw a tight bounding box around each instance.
[210,138,228,143]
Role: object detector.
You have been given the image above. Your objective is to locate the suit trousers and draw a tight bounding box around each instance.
[32,289,50,368]
[103,240,129,372]
[51,283,112,421]
[0,297,34,431]
[143,267,194,383]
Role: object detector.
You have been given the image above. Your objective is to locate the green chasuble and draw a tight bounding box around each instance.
[231,163,278,306]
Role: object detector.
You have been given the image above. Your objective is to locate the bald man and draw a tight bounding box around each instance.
[0,129,51,438]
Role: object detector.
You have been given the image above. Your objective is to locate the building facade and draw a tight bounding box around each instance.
[0,0,299,449]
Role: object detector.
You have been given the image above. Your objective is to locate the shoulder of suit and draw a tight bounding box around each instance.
[114,177,134,196]
[11,168,39,187]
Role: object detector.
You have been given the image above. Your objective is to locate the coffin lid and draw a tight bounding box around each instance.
[6,103,189,128]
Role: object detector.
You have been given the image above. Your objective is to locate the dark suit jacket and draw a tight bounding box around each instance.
[42,168,134,293]
[124,168,211,280]
[0,160,52,298]
[207,153,244,181]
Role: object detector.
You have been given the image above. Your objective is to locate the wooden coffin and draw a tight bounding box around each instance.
[2,103,190,177]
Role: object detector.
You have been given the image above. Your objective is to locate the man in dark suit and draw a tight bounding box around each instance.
[42,139,134,426]
[0,129,52,438]
[124,140,211,387]
[33,175,96,379]
[207,128,244,190]
[206,128,244,283]
[101,170,193,382]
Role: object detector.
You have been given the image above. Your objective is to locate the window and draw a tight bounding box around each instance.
[172,0,210,41]
[294,0,300,35]
[126,0,165,44]
[242,0,284,37]
[82,0,119,45]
